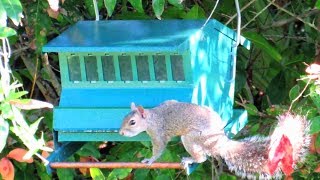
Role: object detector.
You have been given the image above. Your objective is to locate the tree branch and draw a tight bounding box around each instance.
[266,1,320,32]
[20,53,58,105]
[265,8,320,29]
[42,53,61,96]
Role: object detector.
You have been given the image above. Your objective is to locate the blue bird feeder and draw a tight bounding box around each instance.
[42,19,250,173]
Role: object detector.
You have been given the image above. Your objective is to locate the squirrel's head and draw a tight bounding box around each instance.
[119,102,148,137]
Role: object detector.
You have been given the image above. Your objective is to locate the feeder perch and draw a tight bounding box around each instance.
[42,20,250,173]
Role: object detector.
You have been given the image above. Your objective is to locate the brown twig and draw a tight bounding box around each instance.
[29,55,38,98]
[288,78,312,111]
[241,0,275,30]
[235,101,273,118]
[264,9,320,29]
[267,1,320,32]
[226,0,256,25]
[20,53,58,104]
[42,53,61,95]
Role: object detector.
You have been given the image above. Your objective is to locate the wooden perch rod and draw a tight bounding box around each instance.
[50,162,184,169]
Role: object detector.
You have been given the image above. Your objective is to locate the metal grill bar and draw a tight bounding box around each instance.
[165,54,173,81]
[96,55,104,81]
[131,55,138,81]
[114,56,121,81]
[79,56,87,81]
[148,55,156,81]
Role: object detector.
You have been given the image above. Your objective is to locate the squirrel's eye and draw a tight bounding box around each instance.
[129,119,136,126]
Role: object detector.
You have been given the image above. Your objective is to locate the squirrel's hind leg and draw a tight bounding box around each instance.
[181,133,207,166]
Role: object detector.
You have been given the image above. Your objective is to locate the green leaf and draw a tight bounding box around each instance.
[90,168,105,180]
[0,118,9,153]
[134,169,150,179]
[0,1,7,27]
[250,123,260,134]
[84,0,103,18]
[244,104,259,116]
[181,4,206,19]
[310,84,320,109]
[128,0,144,13]
[289,84,300,101]
[0,27,16,38]
[152,0,165,19]
[57,169,75,180]
[140,141,151,148]
[266,71,287,104]
[115,11,150,20]
[155,174,171,180]
[316,0,320,9]
[219,173,237,180]
[243,32,282,61]
[310,116,320,134]
[2,0,23,26]
[104,0,117,17]
[77,143,101,158]
[168,0,183,9]
[108,169,132,179]
[30,118,43,135]
[162,6,184,19]
[7,91,28,100]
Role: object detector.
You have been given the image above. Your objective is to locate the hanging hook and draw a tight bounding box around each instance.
[201,0,220,29]
[234,0,241,47]
[93,0,99,21]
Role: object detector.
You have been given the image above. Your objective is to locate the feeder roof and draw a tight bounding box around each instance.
[43,20,250,53]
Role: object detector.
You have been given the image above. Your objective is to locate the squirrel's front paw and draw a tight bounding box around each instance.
[141,157,155,165]
[181,157,195,169]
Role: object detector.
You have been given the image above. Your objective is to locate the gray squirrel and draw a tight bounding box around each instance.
[119,100,225,165]
[119,100,310,179]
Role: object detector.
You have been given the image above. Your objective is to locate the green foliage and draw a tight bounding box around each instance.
[152,0,165,19]
[1,0,23,26]
[310,116,320,134]
[168,0,183,9]
[289,84,300,101]
[128,0,144,13]
[243,32,282,62]
[57,168,76,180]
[104,0,117,17]
[244,103,259,116]
[90,168,105,180]
[316,0,320,9]
[0,27,16,38]
[182,4,206,19]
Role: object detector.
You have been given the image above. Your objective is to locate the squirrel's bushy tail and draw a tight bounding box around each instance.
[267,113,310,176]
[217,113,310,179]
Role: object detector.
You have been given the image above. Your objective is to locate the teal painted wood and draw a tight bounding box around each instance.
[54,108,130,131]
[54,108,247,141]
[59,87,193,107]
[58,132,151,141]
[224,109,248,137]
[190,29,232,121]
[42,20,249,53]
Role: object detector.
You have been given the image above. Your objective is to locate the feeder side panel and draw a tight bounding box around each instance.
[190,26,234,123]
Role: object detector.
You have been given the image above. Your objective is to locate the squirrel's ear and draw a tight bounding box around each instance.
[137,106,146,118]
[130,102,137,111]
